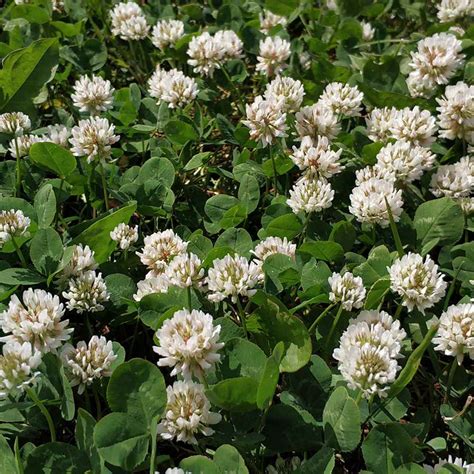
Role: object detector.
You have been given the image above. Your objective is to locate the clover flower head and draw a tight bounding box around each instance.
[388,252,447,313]
[154,308,224,380]
[157,380,222,444]
[61,335,117,394]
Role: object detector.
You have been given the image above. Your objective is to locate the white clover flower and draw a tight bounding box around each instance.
[61,244,97,280]
[133,274,170,302]
[70,117,120,163]
[319,82,364,117]
[165,469,186,474]
[0,112,31,135]
[215,30,244,60]
[354,165,396,186]
[252,236,296,262]
[295,102,341,141]
[407,33,465,98]
[110,2,149,40]
[366,107,399,143]
[63,271,110,313]
[361,21,375,41]
[287,175,334,214]
[328,272,367,311]
[290,135,343,178]
[0,289,72,352]
[264,76,305,113]
[336,344,400,398]
[137,230,188,275]
[259,10,287,34]
[151,19,184,50]
[437,0,474,22]
[8,134,44,158]
[154,309,224,380]
[256,36,291,76]
[110,223,138,250]
[430,157,473,200]
[52,0,64,12]
[0,342,42,400]
[61,335,117,394]
[242,96,287,147]
[333,310,406,398]
[433,303,473,365]
[426,455,474,474]
[436,82,474,144]
[165,253,204,289]
[43,124,70,148]
[374,141,436,184]
[71,75,115,115]
[206,254,261,303]
[339,310,407,357]
[349,177,403,227]
[390,106,437,147]
[147,67,199,109]
[158,380,221,444]
[388,253,447,314]
[187,32,223,77]
[0,209,30,246]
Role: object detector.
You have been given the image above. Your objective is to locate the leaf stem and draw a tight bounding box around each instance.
[26,387,56,442]
[149,416,158,474]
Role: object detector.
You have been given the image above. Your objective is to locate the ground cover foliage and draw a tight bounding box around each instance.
[0,0,473,472]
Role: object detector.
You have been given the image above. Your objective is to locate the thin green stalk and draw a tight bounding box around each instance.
[149,416,158,474]
[236,298,248,338]
[307,303,337,334]
[92,384,102,419]
[416,313,442,377]
[269,145,278,195]
[220,65,245,113]
[99,162,109,211]
[14,437,24,474]
[385,197,404,258]
[444,359,458,403]
[354,390,363,405]
[26,388,56,442]
[14,137,21,197]
[326,304,344,353]
[187,286,192,312]
[12,237,27,268]
[393,303,403,319]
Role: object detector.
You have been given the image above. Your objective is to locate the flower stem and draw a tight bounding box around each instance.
[354,390,363,405]
[326,304,344,358]
[444,358,458,403]
[187,286,192,312]
[99,162,109,211]
[385,197,403,258]
[393,303,403,319]
[307,303,336,334]
[26,388,56,442]
[269,145,278,195]
[12,237,27,268]
[14,137,21,197]
[220,64,245,114]
[236,298,248,338]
